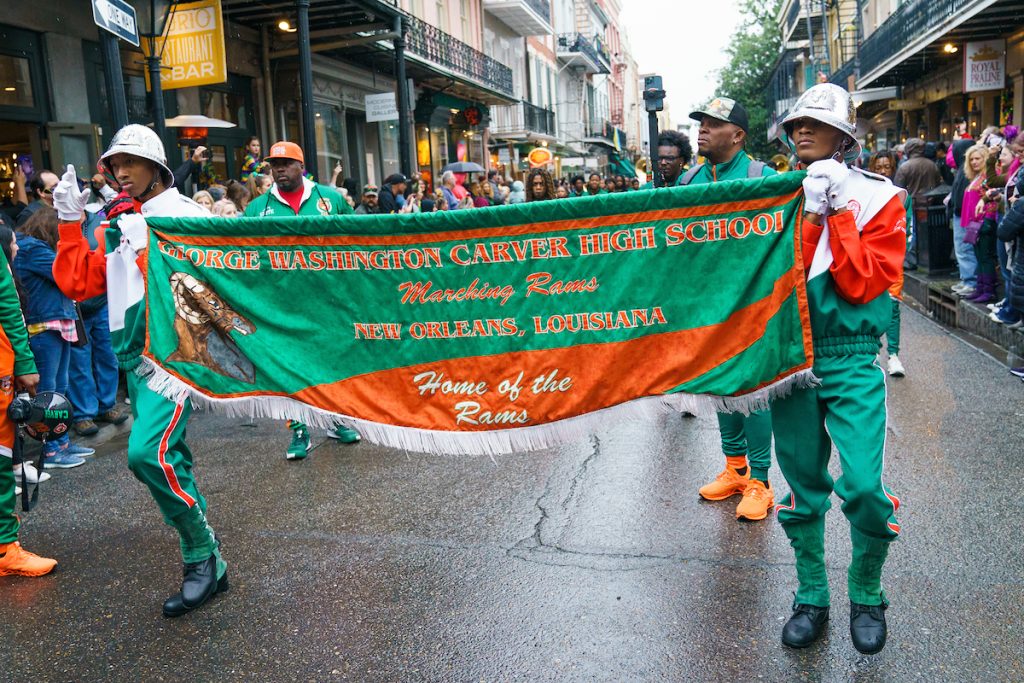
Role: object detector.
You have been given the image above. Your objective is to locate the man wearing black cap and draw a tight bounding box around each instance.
[680,96,774,185]
[379,173,408,214]
[682,96,778,523]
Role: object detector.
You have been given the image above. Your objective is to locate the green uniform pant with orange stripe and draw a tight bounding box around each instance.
[126,372,224,569]
[771,353,899,607]
[0,358,20,544]
[716,409,772,481]
[0,456,16,544]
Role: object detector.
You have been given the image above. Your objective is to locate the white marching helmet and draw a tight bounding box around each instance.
[782,83,862,163]
[100,124,175,189]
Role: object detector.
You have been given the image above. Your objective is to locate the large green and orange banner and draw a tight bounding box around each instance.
[142,173,813,454]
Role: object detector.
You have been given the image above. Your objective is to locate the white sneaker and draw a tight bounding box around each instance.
[955,287,976,298]
[887,355,906,377]
[951,283,969,293]
[988,299,1006,311]
[12,462,50,484]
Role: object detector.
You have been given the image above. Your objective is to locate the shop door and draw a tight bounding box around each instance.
[345,111,365,189]
[0,24,50,190]
[46,123,101,180]
[0,122,42,222]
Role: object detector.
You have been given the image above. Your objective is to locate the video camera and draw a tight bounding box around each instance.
[8,392,74,511]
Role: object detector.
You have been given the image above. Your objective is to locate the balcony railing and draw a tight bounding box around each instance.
[765,50,803,140]
[482,0,553,36]
[858,0,985,83]
[523,0,551,22]
[556,33,611,74]
[405,14,514,97]
[781,0,824,43]
[491,100,556,138]
[829,60,856,88]
[585,118,625,147]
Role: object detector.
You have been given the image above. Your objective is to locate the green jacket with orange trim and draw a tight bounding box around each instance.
[0,249,36,376]
[244,179,352,218]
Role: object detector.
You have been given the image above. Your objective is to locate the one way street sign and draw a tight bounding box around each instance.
[92,0,140,47]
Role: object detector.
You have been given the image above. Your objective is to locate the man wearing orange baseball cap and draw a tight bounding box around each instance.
[241,141,360,454]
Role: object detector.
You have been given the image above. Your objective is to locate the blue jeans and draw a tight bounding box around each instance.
[951,215,977,288]
[28,330,71,453]
[68,306,120,422]
[997,238,1011,291]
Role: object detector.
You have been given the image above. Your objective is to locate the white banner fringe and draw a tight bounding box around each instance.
[136,359,818,456]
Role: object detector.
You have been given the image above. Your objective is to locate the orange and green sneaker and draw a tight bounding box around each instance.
[698,467,750,501]
[736,479,774,521]
[0,541,57,577]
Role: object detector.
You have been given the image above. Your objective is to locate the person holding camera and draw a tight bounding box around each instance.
[0,218,55,577]
[52,124,229,617]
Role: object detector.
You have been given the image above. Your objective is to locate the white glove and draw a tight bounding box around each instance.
[52,164,89,221]
[801,175,830,215]
[807,159,853,212]
[117,214,149,253]
[99,184,118,202]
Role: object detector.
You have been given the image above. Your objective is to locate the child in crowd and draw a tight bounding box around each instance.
[16,208,95,469]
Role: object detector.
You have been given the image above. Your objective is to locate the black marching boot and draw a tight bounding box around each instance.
[849,601,887,654]
[782,604,830,648]
[162,555,229,618]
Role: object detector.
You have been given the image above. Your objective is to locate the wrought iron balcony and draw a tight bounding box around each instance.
[857,0,987,86]
[779,0,824,44]
[584,118,624,148]
[404,14,514,97]
[765,49,804,141]
[556,33,610,74]
[482,0,553,37]
[490,100,557,139]
[829,60,856,89]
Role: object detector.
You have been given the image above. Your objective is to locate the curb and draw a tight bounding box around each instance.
[904,269,1024,363]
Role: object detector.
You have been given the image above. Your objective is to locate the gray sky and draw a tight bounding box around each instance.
[619,0,744,129]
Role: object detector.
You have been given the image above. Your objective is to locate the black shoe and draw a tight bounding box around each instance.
[782,603,830,648]
[850,601,887,654]
[162,556,229,618]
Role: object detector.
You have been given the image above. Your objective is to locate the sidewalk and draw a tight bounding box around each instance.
[903,268,1024,365]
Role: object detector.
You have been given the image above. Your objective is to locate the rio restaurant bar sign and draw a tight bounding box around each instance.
[146,0,227,90]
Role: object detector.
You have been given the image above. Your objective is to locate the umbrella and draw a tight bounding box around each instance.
[442,161,485,174]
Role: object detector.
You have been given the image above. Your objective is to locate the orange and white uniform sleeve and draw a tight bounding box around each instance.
[826,195,907,305]
[53,221,108,302]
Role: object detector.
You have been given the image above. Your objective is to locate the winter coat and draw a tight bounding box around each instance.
[378,186,399,214]
[996,174,1024,313]
[892,138,942,211]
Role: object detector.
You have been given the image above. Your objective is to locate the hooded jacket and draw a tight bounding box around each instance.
[892,138,942,210]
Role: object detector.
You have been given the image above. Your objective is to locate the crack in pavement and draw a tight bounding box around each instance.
[507,436,608,564]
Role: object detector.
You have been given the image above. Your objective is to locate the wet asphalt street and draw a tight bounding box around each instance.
[1,305,1022,682]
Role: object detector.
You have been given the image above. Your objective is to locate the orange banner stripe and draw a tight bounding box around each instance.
[152,190,801,249]
[289,268,805,431]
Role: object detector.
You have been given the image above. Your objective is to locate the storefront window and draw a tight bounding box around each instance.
[379,121,400,180]
[0,54,33,108]
[416,125,433,192]
[206,145,228,185]
[201,89,249,126]
[314,103,344,182]
[430,127,448,178]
